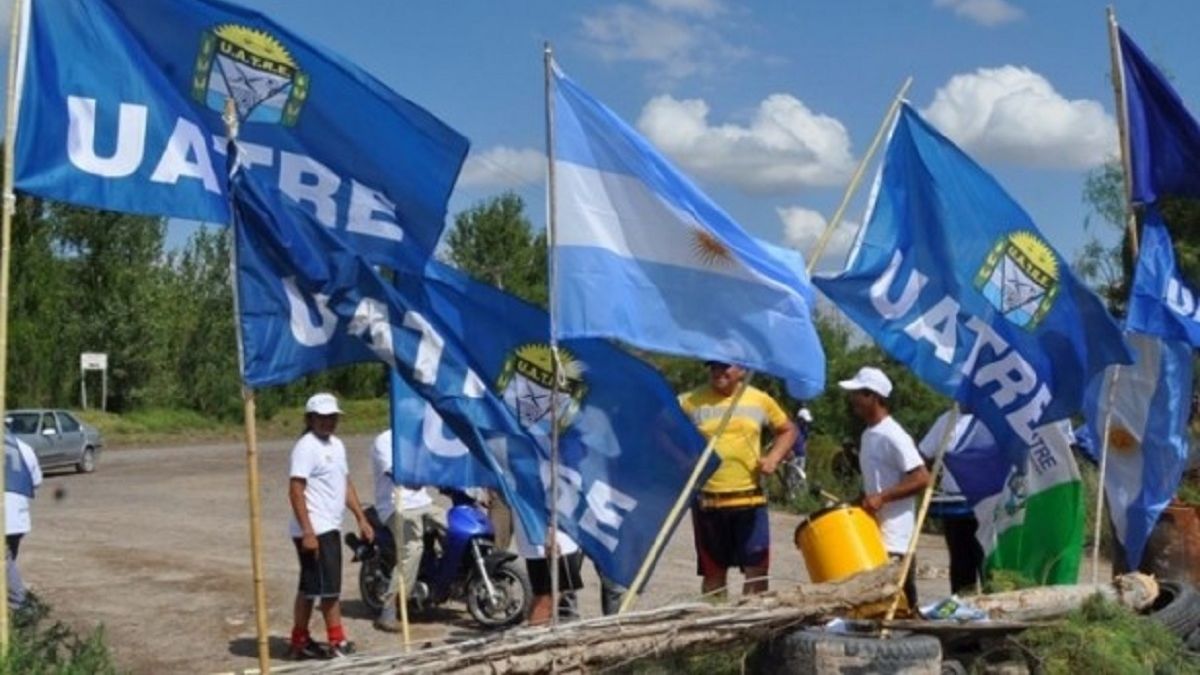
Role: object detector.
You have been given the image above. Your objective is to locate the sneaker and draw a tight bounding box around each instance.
[287,640,332,661]
[330,639,357,657]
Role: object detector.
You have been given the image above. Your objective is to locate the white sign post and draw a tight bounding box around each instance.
[80,352,108,412]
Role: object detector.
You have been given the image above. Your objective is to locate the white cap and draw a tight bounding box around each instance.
[305,392,343,415]
[838,367,893,398]
[797,407,813,422]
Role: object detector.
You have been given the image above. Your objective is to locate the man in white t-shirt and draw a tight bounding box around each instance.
[287,393,373,661]
[839,366,930,608]
[369,429,440,633]
[5,433,41,610]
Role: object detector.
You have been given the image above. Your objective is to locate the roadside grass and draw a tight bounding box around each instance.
[75,398,389,447]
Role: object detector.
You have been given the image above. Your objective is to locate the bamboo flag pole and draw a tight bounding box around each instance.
[1089,7,1142,583]
[0,0,30,653]
[223,99,271,674]
[619,376,753,614]
[393,487,411,651]
[883,404,960,623]
[543,42,563,627]
[805,76,912,275]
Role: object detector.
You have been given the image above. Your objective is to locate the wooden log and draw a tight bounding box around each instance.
[970,573,1159,621]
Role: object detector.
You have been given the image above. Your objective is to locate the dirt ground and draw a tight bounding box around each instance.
[21,436,1092,674]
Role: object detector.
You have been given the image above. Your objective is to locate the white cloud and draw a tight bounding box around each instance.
[457,146,544,190]
[921,66,1117,170]
[777,207,859,272]
[933,0,1024,26]
[648,0,724,17]
[636,94,855,193]
[579,4,748,83]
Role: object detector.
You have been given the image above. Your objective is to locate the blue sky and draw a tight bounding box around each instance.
[7,0,1200,273]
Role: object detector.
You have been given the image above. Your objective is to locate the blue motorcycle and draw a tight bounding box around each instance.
[347,495,531,629]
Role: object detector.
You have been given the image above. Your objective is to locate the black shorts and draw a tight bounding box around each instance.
[526,551,585,595]
[293,530,342,599]
[692,505,770,576]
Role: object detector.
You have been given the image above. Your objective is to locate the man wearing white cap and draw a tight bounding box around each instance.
[287,392,374,660]
[839,367,929,608]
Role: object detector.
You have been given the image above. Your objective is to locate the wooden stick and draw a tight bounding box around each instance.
[806,76,912,275]
[618,376,753,614]
[883,403,960,622]
[1106,7,1140,261]
[395,489,411,652]
[1092,365,1123,583]
[0,0,26,652]
[543,41,564,628]
[224,99,270,674]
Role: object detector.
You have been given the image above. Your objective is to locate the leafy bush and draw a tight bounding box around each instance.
[1016,594,1198,675]
[0,594,122,674]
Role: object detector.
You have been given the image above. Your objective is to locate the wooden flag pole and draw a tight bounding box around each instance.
[806,76,912,275]
[0,0,30,653]
[393,488,411,651]
[223,99,271,674]
[883,404,960,623]
[619,376,753,614]
[1091,7,1142,583]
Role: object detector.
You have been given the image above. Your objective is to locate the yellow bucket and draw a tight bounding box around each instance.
[794,504,888,583]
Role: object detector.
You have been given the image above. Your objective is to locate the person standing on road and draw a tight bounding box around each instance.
[839,367,929,609]
[919,409,986,595]
[5,432,41,611]
[369,428,440,633]
[287,393,374,660]
[679,360,797,598]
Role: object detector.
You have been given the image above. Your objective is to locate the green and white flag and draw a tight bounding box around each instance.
[940,414,1084,585]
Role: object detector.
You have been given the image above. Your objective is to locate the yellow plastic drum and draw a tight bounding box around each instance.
[793,504,887,583]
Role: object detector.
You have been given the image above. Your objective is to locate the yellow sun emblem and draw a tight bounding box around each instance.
[1008,231,1059,284]
[213,24,297,69]
[1108,426,1139,454]
[689,229,734,268]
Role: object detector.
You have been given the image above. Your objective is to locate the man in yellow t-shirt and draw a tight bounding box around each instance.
[679,361,796,597]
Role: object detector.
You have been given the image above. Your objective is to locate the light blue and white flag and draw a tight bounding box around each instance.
[1084,332,1193,570]
[15,0,468,269]
[815,105,1131,468]
[550,63,824,399]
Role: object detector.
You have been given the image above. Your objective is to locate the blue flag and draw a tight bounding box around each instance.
[1126,209,1200,346]
[1119,28,1200,204]
[16,0,468,268]
[815,105,1131,467]
[232,161,710,586]
[550,62,825,399]
[387,262,713,586]
[1085,332,1193,570]
[4,433,35,499]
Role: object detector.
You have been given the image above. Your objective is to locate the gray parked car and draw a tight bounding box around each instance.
[5,409,103,473]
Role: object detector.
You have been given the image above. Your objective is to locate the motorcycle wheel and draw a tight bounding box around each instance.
[358,554,391,615]
[466,560,531,629]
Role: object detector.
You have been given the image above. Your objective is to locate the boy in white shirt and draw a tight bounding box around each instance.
[287,393,373,660]
[839,367,930,608]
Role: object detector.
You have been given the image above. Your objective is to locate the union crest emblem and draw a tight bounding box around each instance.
[974,231,1060,330]
[496,344,587,436]
[191,24,309,126]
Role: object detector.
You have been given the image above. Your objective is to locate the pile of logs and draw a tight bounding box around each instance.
[273,567,1159,674]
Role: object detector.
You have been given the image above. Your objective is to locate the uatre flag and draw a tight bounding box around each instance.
[936,413,1084,585]
[232,158,711,586]
[387,261,714,587]
[1126,210,1200,347]
[1084,332,1192,570]
[1119,27,1200,203]
[815,105,1131,468]
[16,0,468,267]
[550,62,825,399]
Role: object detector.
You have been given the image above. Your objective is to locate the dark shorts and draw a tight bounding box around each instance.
[526,550,585,595]
[692,505,770,577]
[293,530,342,599]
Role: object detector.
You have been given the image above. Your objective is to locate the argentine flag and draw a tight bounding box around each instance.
[550,62,824,399]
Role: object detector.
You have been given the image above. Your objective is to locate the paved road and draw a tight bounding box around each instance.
[25,437,961,673]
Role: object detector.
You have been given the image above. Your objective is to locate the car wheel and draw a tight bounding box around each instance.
[76,447,96,474]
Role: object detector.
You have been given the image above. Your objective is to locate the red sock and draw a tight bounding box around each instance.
[327,624,346,644]
[290,627,310,648]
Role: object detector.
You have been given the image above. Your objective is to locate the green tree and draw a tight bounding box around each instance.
[443,192,548,306]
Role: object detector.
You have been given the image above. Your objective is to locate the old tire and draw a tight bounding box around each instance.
[751,628,941,674]
[1145,580,1200,638]
[1185,627,1200,653]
